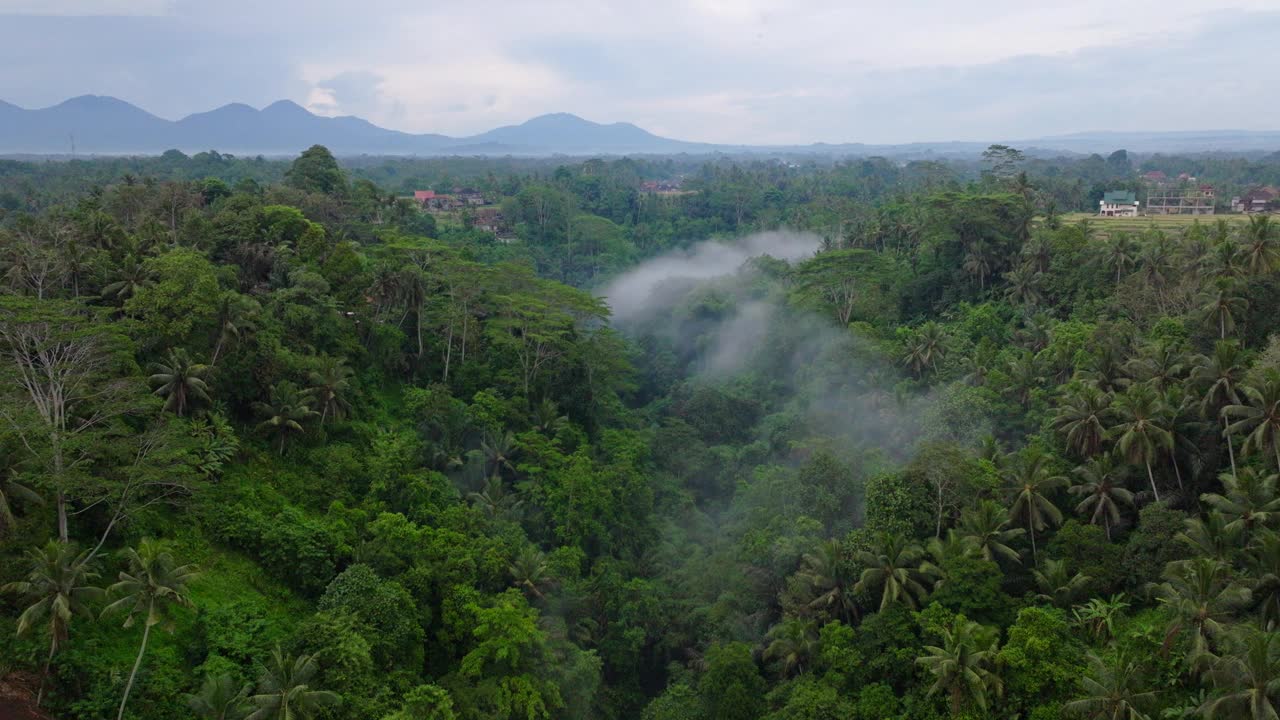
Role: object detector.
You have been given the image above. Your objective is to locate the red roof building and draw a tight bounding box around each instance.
[413,190,436,202]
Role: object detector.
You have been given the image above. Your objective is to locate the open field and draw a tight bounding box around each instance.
[1059,211,1263,236]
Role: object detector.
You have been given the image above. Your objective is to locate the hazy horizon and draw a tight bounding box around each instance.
[1,1,1278,145]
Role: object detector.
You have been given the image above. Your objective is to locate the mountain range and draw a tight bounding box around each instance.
[4,95,1280,157]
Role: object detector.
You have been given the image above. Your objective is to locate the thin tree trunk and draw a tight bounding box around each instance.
[1168,447,1183,490]
[53,432,67,543]
[1224,416,1239,478]
[1028,514,1037,567]
[37,632,55,706]
[117,618,151,720]
[442,319,454,382]
[1145,460,1161,502]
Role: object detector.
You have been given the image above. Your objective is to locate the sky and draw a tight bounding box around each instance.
[1,0,1278,145]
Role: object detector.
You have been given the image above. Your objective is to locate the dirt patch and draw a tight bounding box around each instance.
[0,674,49,720]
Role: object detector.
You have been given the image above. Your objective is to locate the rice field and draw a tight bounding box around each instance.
[1058,212,1257,237]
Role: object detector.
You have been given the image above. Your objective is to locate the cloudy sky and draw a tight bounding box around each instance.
[1,0,1277,144]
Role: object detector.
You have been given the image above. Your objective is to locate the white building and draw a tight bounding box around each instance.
[1099,191,1139,217]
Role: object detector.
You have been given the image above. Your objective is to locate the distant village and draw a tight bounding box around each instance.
[1098,170,1279,217]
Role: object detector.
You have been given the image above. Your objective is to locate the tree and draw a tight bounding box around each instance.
[304,356,354,424]
[1063,652,1156,720]
[1,541,103,704]
[1070,454,1135,540]
[763,619,820,679]
[0,298,143,541]
[1053,385,1114,459]
[1199,279,1247,340]
[958,499,1025,564]
[1191,341,1248,478]
[1200,468,1280,536]
[102,539,198,720]
[186,673,253,720]
[148,347,212,417]
[285,145,347,196]
[1148,558,1250,668]
[1226,370,1280,473]
[0,443,41,537]
[853,531,933,610]
[210,292,258,365]
[902,321,948,379]
[1110,383,1173,502]
[1200,627,1280,720]
[1033,558,1091,608]
[508,546,552,601]
[247,647,340,720]
[1250,531,1280,631]
[700,642,765,720]
[1241,214,1279,276]
[1072,594,1130,645]
[798,539,858,623]
[1101,233,1137,286]
[916,615,1004,716]
[253,381,319,454]
[1004,447,1067,566]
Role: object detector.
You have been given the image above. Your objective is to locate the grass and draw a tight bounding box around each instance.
[1059,212,1255,236]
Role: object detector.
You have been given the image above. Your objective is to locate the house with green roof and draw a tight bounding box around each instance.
[1099,190,1139,217]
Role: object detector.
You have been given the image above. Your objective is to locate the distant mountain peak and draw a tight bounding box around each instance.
[262,99,310,116]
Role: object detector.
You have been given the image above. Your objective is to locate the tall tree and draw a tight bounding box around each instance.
[1053,385,1114,459]
[148,347,212,417]
[1191,341,1248,479]
[1,541,102,704]
[1110,383,1173,502]
[102,539,198,720]
[1004,448,1067,566]
[185,673,253,720]
[1070,454,1135,540]
[1149,558,1250,669]
[916,616,1004,716]
[1200,627,1280,720]
[958,499,1025,564]
[253,381,319,454]
[304,356,354,424]
[1063,652,1156,720]
[1226,370,1280,473]
[247,647,340,720]
[853,532,934,611]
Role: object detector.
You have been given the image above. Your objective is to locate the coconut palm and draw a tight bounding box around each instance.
[247,647,340,720]
[1070,454,1135,540]
[1,541,103,704]
[1004,447,1067,566]
[1199,279,1247,340]
[1053,385,1114,459]
[210,293,259,365]
[1200,626,1280,720]
[102,539,198,720]
[1191,341,1248,478]
[1101,232,1137,286]
[763,619,821,679]
[922,530,971,589]
[1226,370,1280,473]
[304,356,354,424]
[1125,341,1187,391]
[1034,558,1091,608]
[508,546,551,601]
[1178,512,1244,566]
[100,254,150,304]
[1201,468,1280,536]
[148,347,212,417]
[253,381,319,454]
[853,531,933,611]
[467,475,523,521]
[185,673,253,720]
[902,321,948,378]
[1148,558,1251,668]
[958,499,1024,564]
[963,241,994,290]
[1063,651,1156,720]
[1241,214,1279,276]
[479,430,518,480]
[1006,349,1045,408]
[0,447,41,537]
[799,539,858,623]
[1110,383,1173,502]
[916,616,1004,716]
[1004,263,1044,307]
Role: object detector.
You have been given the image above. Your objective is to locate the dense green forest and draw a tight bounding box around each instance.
[4,143,1280,720]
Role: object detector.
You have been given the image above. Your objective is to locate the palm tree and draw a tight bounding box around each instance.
[247,647,340,720]
[916,616,1004,716]
[1191,341,1248,478]
[1200,626,1280,720]
[148,347,212,417]
[508,546,551,601]
[799,539,858,623]
[102,539,198,720]
[1201,468,1280,536]
[210,293,258,365]
[185,673,253,720]
[1006,350,1045,408]
[479,430,518,480]
[1226,370,1280,473]
[902,321,948,378]
[1070,454,1135,540]
[1034,558,1091,608]
[532,398,568,435]
[100,254,150,304]
[1241,214,1279,276]
[922,530,971,590]
[1063,651,1156,720]
[1072,594,1130,645]
[0,448,42,537]
[958,499,1024,564]
[1148,558,1251,668]
[1110,383,1173,502]
[1178,512,1244,565]
[763,619,820,679]
[1004,263,1044,307]
[1125,341,1187,392]
[963,240,993,290]
[253,381,319,454]
[1004,447,1067,566]
[853,531,933,611]
[1199,279,1247,340]
[1101,232,1137,286]
[304,356,354,424]
[1,541,103,704]
[1252,531,1280,631]
[467,475,524,521]
[1053,385,1114,459]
